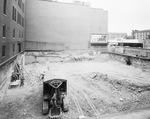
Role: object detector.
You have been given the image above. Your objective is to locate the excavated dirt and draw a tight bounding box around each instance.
[0,51,150,119]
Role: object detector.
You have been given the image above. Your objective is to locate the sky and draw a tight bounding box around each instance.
[58,0,150,34]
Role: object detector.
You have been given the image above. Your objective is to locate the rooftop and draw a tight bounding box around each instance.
[134,30,150,33]
[39,0,107,11]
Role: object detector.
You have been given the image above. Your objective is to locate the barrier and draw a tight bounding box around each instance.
[108,46,150,59]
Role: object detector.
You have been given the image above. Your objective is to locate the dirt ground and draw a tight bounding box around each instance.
[0,51,150,119]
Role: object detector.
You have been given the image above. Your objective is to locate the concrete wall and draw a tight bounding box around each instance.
[90,46,108,52]
[90,8,108,34]
[0,53,24,101]
[25,0,108,50]
[25,41,65,51]
[0,62,13,101]
[144,39,150,49]
[109,54,150,72]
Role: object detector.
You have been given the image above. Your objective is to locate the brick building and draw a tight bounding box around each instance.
[0,0,25,64]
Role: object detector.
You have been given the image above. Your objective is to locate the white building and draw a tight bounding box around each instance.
[133,30,150,40]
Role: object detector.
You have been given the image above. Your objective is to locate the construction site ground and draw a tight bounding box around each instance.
[0,51,150,119]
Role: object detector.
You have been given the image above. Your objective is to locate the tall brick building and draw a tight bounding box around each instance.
[0,0,25,64]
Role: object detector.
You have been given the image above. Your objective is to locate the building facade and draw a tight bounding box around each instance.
[25,0,108,50]
[0,0,25,64]
[132,30,150,40]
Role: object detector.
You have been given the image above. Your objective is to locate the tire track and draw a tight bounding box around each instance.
[70,90,84,117]
[69,80,99,118]
[81,90,101,118]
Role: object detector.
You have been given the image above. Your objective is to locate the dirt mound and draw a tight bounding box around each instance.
[80,72,150,114]
[88,72,150,93]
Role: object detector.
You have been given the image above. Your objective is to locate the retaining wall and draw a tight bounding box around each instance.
[0,54,24,101]
[25,41,65,51]
[109,54,150,72]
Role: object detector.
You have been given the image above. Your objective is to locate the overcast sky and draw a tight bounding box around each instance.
[58,0,150,34]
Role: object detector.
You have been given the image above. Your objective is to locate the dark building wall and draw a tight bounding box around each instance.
[25,0,108,50]
[9,0,25,58]
[0,0,25,64]
[0,0,11,63]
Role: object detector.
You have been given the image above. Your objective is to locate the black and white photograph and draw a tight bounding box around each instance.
[0,0,150,119]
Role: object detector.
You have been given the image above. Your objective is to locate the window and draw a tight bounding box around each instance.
[13,28,15,38]
[13,44,15,52]
[2,24,6,38]
[3,0,7,15]
[22,2,24,13]
[2,45,6,57]
[17,12,19,24]
[22,17,24,27]
[17,12,22,25]
[18,43,21,52]
[18,0,22,8]
[12,6,17,21]
[19,31,21,38]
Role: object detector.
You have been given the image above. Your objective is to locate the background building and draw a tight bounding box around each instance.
[0,0,25,64]
[25,0,108,50]
[107,32,127,41]
[132,30,150,49]
[132,30,150,40]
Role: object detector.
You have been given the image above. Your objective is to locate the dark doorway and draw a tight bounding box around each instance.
[18,43,21,53]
